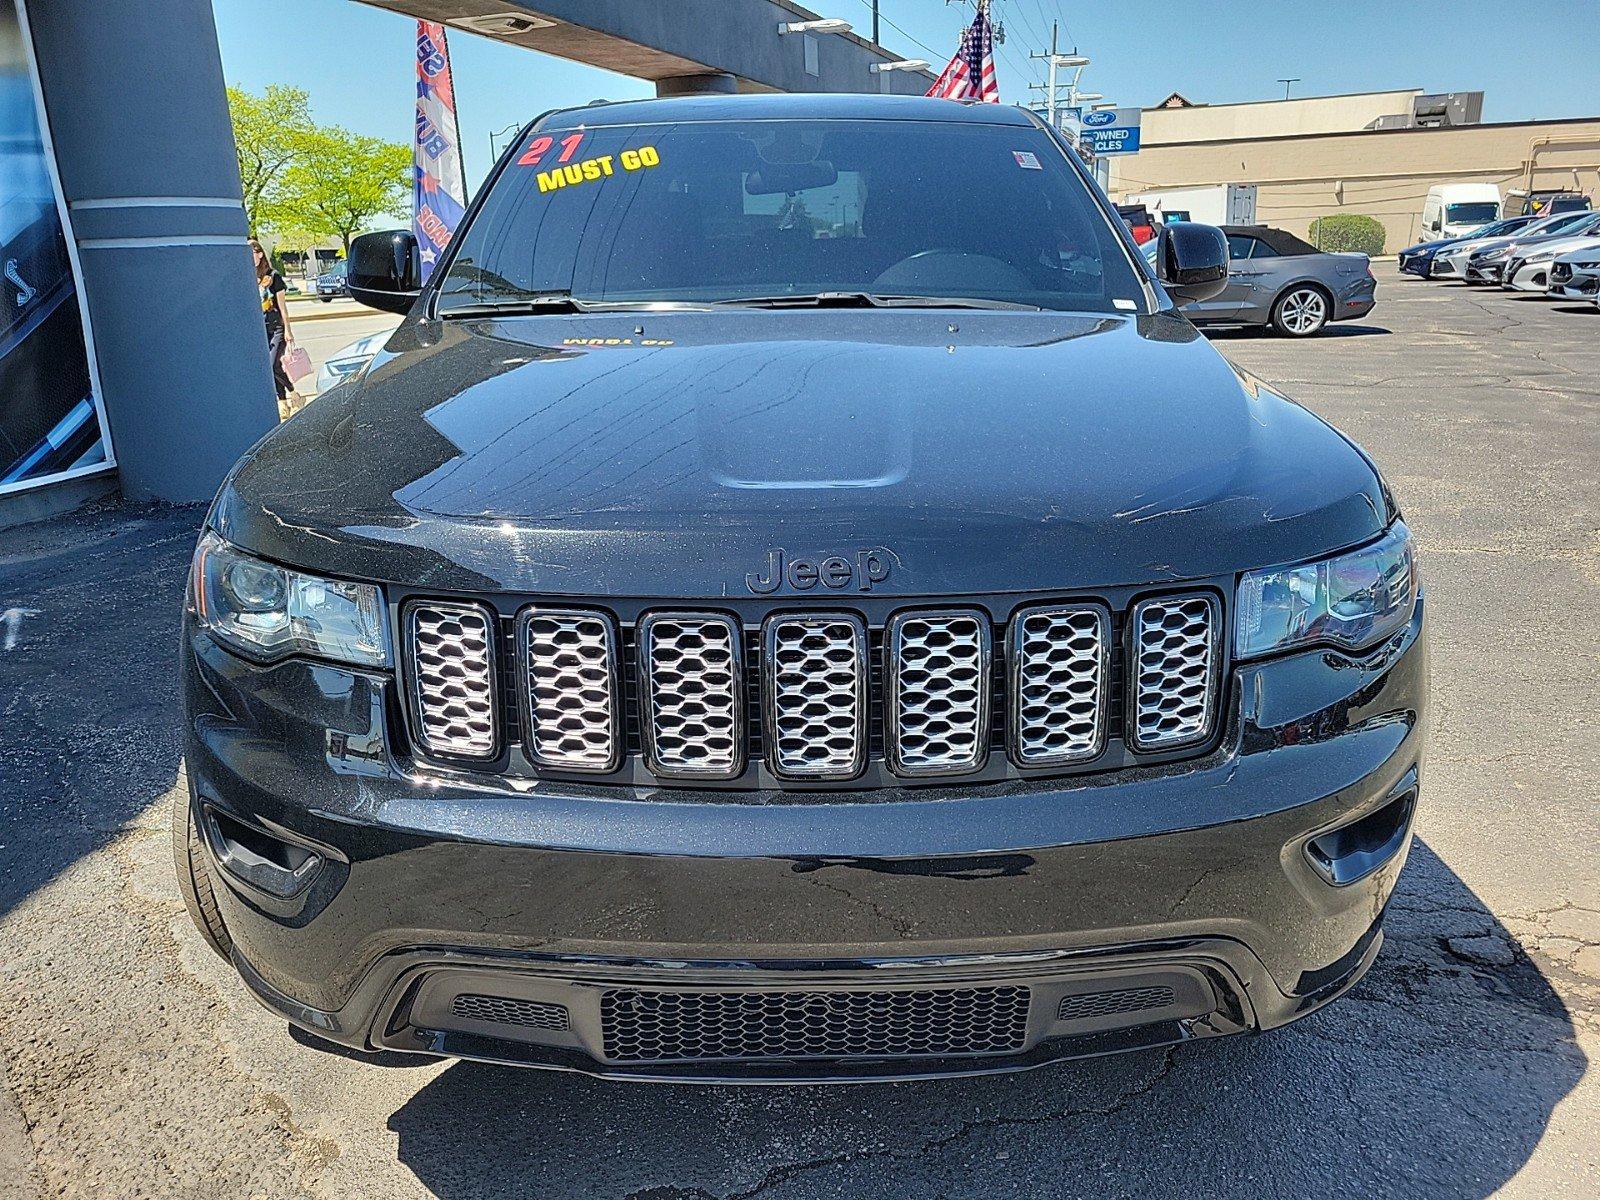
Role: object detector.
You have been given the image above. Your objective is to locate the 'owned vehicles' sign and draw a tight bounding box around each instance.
[1061,106,1142,156]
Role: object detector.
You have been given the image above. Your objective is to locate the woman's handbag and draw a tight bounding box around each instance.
[280,341,312,385]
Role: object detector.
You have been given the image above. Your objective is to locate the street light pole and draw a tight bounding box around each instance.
[1278,77,1301,100]
[488,121,521,162]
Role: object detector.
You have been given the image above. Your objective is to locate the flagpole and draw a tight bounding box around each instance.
[438,24,468,195]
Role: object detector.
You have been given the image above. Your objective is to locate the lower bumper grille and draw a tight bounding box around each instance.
[1057,985,1174,1022]
[599,984,1031,1063]
[451,993,570,1031]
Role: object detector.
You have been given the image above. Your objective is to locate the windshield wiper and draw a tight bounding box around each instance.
[711,292,1043,312]
[438,290,600,317]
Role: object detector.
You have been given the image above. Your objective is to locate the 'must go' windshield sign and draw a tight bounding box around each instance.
[1061,107,1142,156]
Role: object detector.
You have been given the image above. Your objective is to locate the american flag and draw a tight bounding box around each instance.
[926,5,999,103]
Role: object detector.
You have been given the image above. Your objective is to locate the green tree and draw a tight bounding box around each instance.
[226,85,315,234]
[268,127,411,255]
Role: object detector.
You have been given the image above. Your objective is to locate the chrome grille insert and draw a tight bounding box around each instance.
[886,610,991,776]
[404,601,498,759]
[1130,594,1220,751]
[638,612,745,780]
[516,607,622,772]
[600,985,1031,1063]
[1008,604,1108,767]
[762,614,868,780]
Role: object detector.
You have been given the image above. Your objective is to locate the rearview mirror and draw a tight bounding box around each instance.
[1156,222,1228,306]
[348,230,422,315]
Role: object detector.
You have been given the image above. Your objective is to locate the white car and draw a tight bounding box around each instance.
[1548,246,1600,304]
[313,331,387,395]
[1430,210,1592,280]
[1502,226,1600,293]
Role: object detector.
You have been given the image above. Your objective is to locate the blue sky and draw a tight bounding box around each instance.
[213,0,1598,190]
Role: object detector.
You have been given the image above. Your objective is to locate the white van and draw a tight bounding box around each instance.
[1421,184,1502,242]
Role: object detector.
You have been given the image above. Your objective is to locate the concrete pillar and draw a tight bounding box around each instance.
[23,0,277,504]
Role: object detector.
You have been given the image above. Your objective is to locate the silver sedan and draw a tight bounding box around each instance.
[1145,225,1377,336]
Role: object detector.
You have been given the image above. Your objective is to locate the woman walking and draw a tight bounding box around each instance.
[250,238,300,419]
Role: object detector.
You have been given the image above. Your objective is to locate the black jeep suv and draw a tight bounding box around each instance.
[178,94,1426,1083]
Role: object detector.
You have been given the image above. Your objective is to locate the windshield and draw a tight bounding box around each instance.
[1527,211,1591,237]
[438,117,1145,315]
[1445,202,1499,225]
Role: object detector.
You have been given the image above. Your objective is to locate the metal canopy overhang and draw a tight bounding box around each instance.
[354,0,935,96]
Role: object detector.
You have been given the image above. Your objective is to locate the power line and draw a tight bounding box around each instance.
[850,0,941,58]
[859,0,1037,93]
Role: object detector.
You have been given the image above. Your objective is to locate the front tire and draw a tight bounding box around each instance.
[172,782,232,960]
[1271,286,1330,337]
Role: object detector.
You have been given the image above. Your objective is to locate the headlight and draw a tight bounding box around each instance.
[1236,522,1416,660]
[1524,249,1555,264]
[1480,247,1509,261]
[190,531,389,667]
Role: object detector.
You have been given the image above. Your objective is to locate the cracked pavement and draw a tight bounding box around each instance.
[0,269,1596,1197]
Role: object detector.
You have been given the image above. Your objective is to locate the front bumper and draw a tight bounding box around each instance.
[182,595,1428,1082]
[1465,259,1506,283]
[1551,269,1600,300]
[1504,260,1552,292]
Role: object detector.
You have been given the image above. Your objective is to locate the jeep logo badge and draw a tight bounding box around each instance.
[746,548,893,594]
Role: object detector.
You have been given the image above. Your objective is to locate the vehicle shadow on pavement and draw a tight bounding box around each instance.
[1203,324,1392,341]
[385,841,1587,1200]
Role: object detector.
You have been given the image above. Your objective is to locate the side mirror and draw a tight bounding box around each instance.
[348,230,421,315]
[1156,221,1228,305]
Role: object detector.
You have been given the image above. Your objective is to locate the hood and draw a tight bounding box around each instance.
[1526,234,1600,258]
[215,310,1390,598]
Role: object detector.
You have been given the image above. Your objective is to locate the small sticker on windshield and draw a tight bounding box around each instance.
[1013,151,1041,170]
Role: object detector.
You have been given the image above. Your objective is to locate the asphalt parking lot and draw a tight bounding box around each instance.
[1,267,1596,1198]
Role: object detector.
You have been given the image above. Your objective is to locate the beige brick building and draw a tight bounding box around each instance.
[1108,91,1600,252]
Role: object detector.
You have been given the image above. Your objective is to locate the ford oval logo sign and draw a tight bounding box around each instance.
[1083,111,1116,127]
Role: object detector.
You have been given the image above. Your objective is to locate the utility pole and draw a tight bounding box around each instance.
[871,0,879,45]
[1044,22,1059,126]
[1029,23,1091,128]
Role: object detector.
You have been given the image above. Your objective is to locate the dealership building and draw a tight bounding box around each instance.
[0,0,931,529]
[1108,89,1600,251]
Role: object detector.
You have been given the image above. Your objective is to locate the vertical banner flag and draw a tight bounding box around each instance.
[414,21,467,281]
[926,2,999,103]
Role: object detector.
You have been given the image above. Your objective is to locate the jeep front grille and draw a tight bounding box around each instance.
[516,608,622,771]
[885,610,990,775]
[1008,604,1109,767]
[762,614,868,780]
[1130,594,1220,750]
[638,612,745,779]
[404,601,499,759]
[401,593,1224,782]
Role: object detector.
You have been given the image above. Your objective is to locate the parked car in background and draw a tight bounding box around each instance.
[1115,202,1158,245]
[1420,183,1501,242]
[315,259,348,302]
[1548,246,1600,303]
[1145,224,1376,336]
[312,329,385,395]
[1432,209,1597,281]
[1502,189,1592,218]
[1398,215,1537,278]
[1500,213,1600,292]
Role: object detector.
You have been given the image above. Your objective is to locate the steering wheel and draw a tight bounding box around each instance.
[871,249,1034,293]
